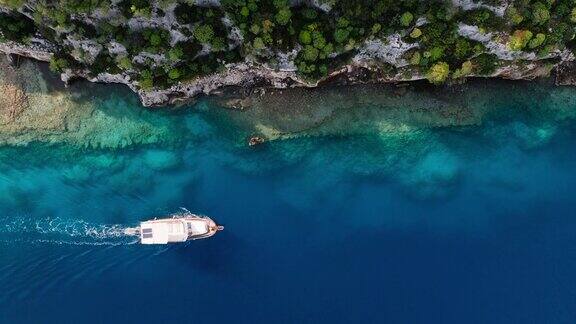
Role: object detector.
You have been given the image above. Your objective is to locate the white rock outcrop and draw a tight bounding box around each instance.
[354,34,418,68]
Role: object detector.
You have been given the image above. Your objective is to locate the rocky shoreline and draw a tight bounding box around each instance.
[3,0,576,107]
[3,52,576,152]
[1,42,572,108]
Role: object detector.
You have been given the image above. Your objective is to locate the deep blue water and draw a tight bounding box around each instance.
[2,81,576,323]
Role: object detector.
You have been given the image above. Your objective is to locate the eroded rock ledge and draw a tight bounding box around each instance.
[2,0,576,107]
[1,41,571,108]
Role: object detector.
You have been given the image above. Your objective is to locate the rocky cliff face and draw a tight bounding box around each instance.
[1,0,575,107]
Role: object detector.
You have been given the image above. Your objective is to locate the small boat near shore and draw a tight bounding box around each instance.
[126,210,223,245]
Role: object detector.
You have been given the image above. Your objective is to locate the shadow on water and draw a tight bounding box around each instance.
[171,230,254,279]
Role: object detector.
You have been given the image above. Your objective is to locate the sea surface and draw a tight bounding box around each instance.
[1,79,576,323]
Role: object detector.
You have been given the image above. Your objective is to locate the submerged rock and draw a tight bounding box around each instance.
[142,150,181,171]
[511,122,557,150]
[0,57,183,149]
[400,149,461,199]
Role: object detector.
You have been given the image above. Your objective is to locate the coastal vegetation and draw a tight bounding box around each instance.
[1,0,576,92]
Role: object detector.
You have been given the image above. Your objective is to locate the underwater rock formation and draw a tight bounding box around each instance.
[0,57,184,148]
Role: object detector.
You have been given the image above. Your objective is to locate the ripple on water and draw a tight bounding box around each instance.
[2,78,576,317]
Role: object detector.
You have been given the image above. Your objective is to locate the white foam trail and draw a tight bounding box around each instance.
[0,215,139,246]
[0,238,139,246]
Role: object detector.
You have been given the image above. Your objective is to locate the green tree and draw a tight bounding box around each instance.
[168,68,181,80]
[509,30,533,51]
[425,46,444,62]
[474,53,497,74]
[400,12,414,27]
[211,37,226,51]
[0,0,25,9]
[250,24,260,35]
[312,31,326,49]
[319,64,328,76]
[275,7,291,26]
[321,43,333,57]
[299,30,312,44]
[334,29,349,43]
[427,62,450,84]
[454,38,471,59]
[506,6,524,25]
[461,61,472,75]
[303,45,319,61]
[253,37,265,50]
[528,33,546,49]
[168,46,183,61]
[532,2,550,25]
[410,51,421,65]
[149,33,162,47]
[139,70,154,89]
[240,6,250,17]
[410,28,422,38]
[453,60,473,79]
[336,17,349,28]
[49,56,69,72]
[301,8,317,20]
[194,24,214,43]
[117,56,133,70]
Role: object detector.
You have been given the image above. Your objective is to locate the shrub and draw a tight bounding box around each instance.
[454,38,471,60]
[250,24,260,35]
[299,30,312,44]
[528,33,546,49]
[425,46,445,62]
[410,51,421,65]
[509,30,533,51]
[506,6,524,25]
[0,0,25,9]
[453,60,473,78]
[168,68,181,80]
[174,3,197,25]
[117,56,133,70]
[426,61,450,84]
[301,8,317,20]
[0,12,36,42]
[312,31,326,49]
[302,45,319,61]
[334,28,349,43]
[49,56,69,72]
[149,33,163,47]
[275,7,291,26]
[253,37,265,50]
[410,28,422,38]
[400,12,414,27]
[194,24,214,43]
[168,46,184,61]
[211,37,226,51]
[532,2,550,25]
[138,69,154,89]
[474,53,497,75]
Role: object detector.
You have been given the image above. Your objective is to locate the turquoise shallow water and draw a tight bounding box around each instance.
[2,80,576,323]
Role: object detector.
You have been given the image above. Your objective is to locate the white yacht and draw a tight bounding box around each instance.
[129,210,223,245]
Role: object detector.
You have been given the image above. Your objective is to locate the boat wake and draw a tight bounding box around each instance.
[0,214,139,246]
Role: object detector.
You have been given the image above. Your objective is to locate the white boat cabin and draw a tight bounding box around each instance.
[140,217,216,245]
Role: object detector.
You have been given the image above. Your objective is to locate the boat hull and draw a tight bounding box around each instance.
[138,214,222,244]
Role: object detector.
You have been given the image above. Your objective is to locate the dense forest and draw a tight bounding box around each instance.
[1,0,575,89]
